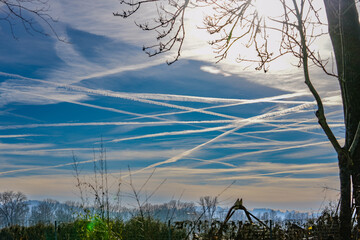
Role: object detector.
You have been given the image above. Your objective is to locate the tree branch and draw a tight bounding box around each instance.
[349,123,360,158]
[291,0,343,156]
[0,0,64,41]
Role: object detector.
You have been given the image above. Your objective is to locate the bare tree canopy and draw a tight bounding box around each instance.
[115,1,360,238]
[115,0,338,68]
[0,0,61,39]
[199,195,218,222]
[0,191,29,227]
[30,198,59,224]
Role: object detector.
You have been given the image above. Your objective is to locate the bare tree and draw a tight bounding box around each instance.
[55,201,77,223]
[199,195,218,222]
[0,191,29,227]
[115,0,360,238]
[30,198,58,224]
[0,0,62,39]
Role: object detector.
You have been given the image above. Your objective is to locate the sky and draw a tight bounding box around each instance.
[0,0,346,211]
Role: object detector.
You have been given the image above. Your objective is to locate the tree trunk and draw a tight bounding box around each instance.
[323,0,360,238]
[339,151,352,239]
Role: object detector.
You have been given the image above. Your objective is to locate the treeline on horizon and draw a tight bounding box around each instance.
[0,190,344,239]
[0,191,314,228]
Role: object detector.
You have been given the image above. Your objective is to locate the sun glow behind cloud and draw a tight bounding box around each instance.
[253,0,284,18]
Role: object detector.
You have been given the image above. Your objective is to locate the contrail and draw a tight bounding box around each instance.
[0,71,314,121]
[110,124,236,143]
[212,164,338,181]
[0,71,331,179]
[0,159,96,176]
[187,158,236,167]
[121,102,316,176]
[109,102,314,143]
[112,91,309,104]
[1,76,318,143]
[2,85,238,135]
[0,72,241,120]
[1,71,323,138]
[253,107,344,136]
[124,125,246,178]
[210,139,313,149]
[0,113,326,180]
[193,141,329,165]
[0,87,160,120]
[0,120,235,130]
[129,102,254,120]
[129,99,313,121]
[0,71,307,104]
[154,162,338,175]
[240,123,344,136]
[0,134,39,138]
[78,59,165,80]
[59,85,241,120]
[210,141,331,163]
[0,86,246,144]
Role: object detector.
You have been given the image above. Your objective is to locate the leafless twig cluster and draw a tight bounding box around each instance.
[115,0,336,75]
[0,0,63,40]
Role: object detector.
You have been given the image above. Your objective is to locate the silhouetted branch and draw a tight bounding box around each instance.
[115,0,335,75]
[1,0,64,41]
[115,0,190,64]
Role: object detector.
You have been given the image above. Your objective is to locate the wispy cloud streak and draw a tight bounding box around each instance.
[153,162,338,176]
[0,87,157,119]
[111,102,317,143]
[0,134,40,138]
[210,141,331,163]
[126,102,315,176]
[130,98,313,121]
[0,71,314,121]
[0,72,241,120]
[126,125,245,177]
[240,123,344,136]
[0,159,95,176]
[0,120,235,130]
[119,92,310,104]
[110,124,236,143]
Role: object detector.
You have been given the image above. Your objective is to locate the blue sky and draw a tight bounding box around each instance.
[0,0,345,211]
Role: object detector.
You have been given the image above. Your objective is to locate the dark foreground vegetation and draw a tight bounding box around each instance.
[0,216,186,240]
[0,207,355,240]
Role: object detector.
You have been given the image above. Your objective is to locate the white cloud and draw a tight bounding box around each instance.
[0,79,90,107]
[200,66,231,77]
[43,0,340,103]
[0,148,191,175]
[0,143,53,150]
[0,134,41,139]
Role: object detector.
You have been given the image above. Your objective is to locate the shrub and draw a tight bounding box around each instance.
[123,216,186,240]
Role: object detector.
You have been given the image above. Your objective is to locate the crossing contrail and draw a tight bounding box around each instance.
[0,159,96,176]
[0,87,161,120]
[0,120,235,130]
[0,72,241,120]
[110,124,236,142]
[0,71,313,122]
[0,71,340,181]
[209,141,331,163]
[123,102,315,177]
